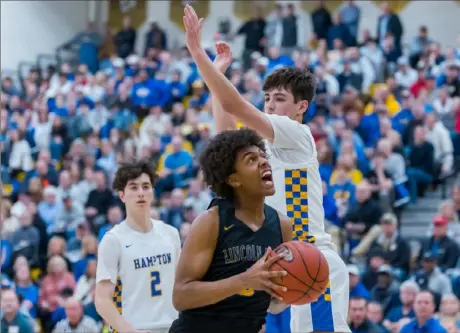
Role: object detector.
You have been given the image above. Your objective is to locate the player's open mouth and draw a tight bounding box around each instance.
[137,200,146,204]
[261,169,273,187]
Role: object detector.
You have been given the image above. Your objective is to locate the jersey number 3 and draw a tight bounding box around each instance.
[151,271,162,297]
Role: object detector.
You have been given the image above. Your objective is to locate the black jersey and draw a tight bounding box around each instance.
[169,198,283,333]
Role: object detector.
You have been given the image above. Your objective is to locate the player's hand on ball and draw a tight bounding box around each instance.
[183,5,204,54]
[242,247,287,300]
[213,42,233,74]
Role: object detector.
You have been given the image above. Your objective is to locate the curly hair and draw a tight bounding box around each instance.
[112,159,158,192]
[199,128,266,199]
[263,67,316,104]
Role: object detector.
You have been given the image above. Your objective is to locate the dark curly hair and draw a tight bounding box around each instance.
[263,67,316,104]
[199,128,266,199]
[112,159,158,192]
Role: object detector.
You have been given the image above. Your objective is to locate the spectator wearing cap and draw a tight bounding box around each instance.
[343,180,383,256]
[349,297,387,333]
[400,290,447,333]
[406,125,435,203]
[1,288,34,333]
[383,280,418,332]
[348,264,370,300]
[412,250,452,299]
[370,265,400,316]
[369,213,411,277]
[395,57,418,89]
[418,216,459,271]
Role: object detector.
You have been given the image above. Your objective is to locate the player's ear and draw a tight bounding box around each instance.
[227,174,241,189]
[118,190,125,203]
[296,100,308,116]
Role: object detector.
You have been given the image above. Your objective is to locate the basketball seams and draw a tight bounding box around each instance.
[294,242,329,284]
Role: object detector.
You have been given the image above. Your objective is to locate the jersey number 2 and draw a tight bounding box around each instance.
[151,271,162,297]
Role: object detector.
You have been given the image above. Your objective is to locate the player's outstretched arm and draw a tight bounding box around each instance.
[173,207,287,311]
[212,41,237,133]
[94,234,143,333]
[183,5,275,142]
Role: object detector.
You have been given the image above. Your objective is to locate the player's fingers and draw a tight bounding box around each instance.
[264,287,283,301]
[264,252,284,266]
[265,280,287,293]
[261,247,272,261]
[267,270,288,278]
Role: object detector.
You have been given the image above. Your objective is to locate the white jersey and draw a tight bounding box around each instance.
[96,219,181,331]
[263,113,332,248]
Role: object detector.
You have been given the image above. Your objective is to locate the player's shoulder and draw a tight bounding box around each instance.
[152,219,180,238]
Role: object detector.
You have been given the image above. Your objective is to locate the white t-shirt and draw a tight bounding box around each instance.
[264,114,333,248]
[96,219,181,330]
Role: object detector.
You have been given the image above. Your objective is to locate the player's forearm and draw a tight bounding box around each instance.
[190,48,248,118]
[212,94,237,133]
[95,297,136,332]
[173,273,246,311]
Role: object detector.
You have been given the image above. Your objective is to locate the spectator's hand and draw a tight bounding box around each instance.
[22,299,34,310]
[85,207,98,217]
[213,42,233,74]
[258,324,266,333]
[176,165,188,174]
[159,169,172,178]
[345,222,354,232]
[183,5,204,55]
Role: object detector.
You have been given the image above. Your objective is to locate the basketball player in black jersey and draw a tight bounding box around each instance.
[170,128,292,333]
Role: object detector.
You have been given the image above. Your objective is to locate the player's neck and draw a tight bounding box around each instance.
[125,210,152,233]
[234,194,265,222]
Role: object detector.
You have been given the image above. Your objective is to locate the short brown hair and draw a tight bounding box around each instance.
[112,160,158,192]
[262,67,316,104]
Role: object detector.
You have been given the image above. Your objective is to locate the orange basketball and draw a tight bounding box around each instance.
[268,241,329,305]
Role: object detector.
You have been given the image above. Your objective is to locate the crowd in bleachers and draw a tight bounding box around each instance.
[1,1,460,332]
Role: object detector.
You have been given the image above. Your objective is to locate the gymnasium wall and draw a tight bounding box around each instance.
[109,0,460,56]
[1,0,89,70]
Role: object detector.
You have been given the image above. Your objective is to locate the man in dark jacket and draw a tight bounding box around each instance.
[115,16,136,59]
[349,297,387,333]
[369,213,411,276]
[376,2,403,49]
[418,216,460,271]
[311,0,333,40]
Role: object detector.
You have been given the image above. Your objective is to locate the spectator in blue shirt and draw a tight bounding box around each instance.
[383,280,418,332]
[400,290,447,333]
[349,265,371,300]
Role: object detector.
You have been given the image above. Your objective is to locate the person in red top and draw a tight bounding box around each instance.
[410,67,428,98]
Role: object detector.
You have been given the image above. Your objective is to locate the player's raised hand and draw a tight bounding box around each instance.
[213,41,233,74]
[183,5,204,55]
[241,247,287,300]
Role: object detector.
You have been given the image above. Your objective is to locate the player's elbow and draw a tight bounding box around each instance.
[172,285,185,311]
[172,283,190,311]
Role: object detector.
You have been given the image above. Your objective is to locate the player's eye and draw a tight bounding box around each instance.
[276,98,285,102]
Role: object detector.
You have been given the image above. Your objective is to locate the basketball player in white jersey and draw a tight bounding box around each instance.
[183,5,350,333]
[95,160,181,333]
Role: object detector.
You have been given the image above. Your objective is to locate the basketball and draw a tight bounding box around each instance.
[268,241,329,305]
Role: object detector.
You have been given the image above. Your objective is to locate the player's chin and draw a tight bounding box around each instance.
[261,184,276,196]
